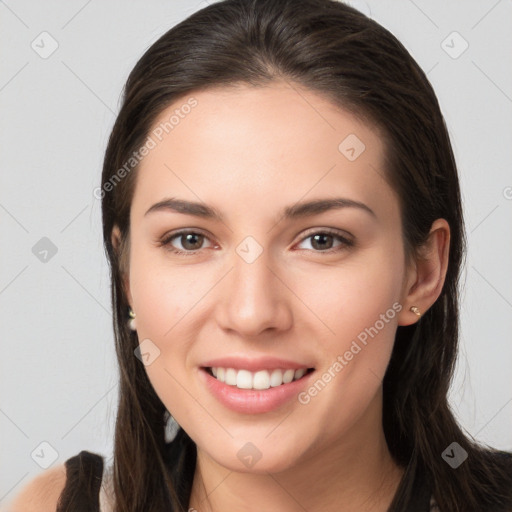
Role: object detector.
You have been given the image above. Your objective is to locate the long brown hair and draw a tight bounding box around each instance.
[84,0,512,510]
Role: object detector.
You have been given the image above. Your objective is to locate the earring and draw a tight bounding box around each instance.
[410,306,421,317]
[128,308,137,331]
[164,410,180,443]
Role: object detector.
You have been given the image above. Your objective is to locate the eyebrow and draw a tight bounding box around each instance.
[144,196,376,221]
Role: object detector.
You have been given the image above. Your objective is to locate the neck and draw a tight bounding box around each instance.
[188,388,404,512]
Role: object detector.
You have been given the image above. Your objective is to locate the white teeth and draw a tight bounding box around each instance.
[294,368,306,380]
[210,366,309,390]
[236,369,253,389]
[269,369,283,387]
[282,369,295,383]
[253,370,270,390]
[225,368,237,386]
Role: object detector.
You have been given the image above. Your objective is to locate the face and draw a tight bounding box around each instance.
[122,81,412,473]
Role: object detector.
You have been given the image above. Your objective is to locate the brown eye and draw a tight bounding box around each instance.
[177,232,205,251]
[296,229,354,253]
[160,230,213,255]
[310,233,335,250]
[159,228,353,256]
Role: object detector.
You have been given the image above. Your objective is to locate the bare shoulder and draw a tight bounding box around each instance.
[4,464,67,512]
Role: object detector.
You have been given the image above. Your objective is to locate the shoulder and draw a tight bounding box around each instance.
[5,464,67,512]
[5,450,105,512]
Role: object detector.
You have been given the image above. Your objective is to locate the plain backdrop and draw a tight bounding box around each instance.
[1,0,511,505]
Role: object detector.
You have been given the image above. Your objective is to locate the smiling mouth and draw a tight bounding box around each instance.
[202,366,315,390]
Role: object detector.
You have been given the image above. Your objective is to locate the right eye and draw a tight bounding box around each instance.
[159,230,215,255]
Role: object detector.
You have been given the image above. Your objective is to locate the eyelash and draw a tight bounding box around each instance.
[158,228,354,256]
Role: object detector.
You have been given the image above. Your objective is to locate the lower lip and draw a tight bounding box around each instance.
[199,368,315,414]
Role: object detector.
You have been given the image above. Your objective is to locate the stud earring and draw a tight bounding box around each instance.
[409,306,421,317]
[128,308,137,331]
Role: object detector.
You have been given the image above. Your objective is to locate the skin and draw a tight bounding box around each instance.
[112,81,450,511]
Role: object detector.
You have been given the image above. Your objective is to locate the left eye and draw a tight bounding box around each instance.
[159,229,353,256]
[296,230,353,252]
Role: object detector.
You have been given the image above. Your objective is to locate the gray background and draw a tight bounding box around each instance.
[1,0,511,505]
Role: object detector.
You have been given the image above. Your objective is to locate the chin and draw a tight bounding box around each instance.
[203,440,305,474]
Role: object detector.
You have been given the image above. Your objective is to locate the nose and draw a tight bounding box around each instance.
[216,248,293,338]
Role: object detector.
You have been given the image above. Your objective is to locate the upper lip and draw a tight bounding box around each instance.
[201,356,314,372]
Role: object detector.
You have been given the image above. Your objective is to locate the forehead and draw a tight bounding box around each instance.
[149,81,383,158]
[131,82,397,222]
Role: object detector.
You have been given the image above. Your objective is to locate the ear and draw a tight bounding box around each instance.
[397,218,450,326]
[111,224,133,307]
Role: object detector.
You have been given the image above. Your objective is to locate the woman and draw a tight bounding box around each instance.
[9,0,512,511]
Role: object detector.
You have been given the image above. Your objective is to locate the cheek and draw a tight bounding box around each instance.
[297,251,403,332]
[291,248,404,387]
[291,254,404,439]
[129,245,202,339]
[128,249,199,418]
